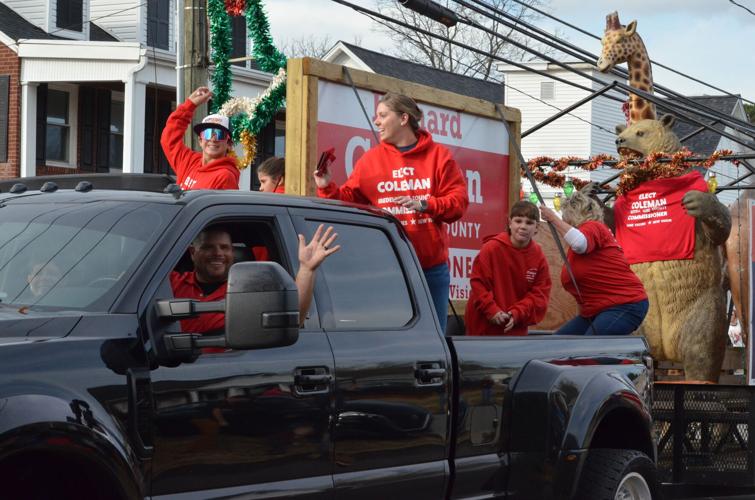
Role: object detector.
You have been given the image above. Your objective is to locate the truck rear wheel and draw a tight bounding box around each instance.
[576,448,659,500]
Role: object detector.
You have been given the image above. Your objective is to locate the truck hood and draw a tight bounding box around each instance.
[0,303,81,343]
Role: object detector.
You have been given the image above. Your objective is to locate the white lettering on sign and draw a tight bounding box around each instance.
[466,169,483,204]
[345,136,371,177]
[446,221,481,239]
[448,248,478,300]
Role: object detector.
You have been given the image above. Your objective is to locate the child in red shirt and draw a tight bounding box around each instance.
[466,201,551,336]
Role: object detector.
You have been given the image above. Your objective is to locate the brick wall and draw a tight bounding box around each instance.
[0,44,20,179]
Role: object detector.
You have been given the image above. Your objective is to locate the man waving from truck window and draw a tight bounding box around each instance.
[160,86,240,191]
[170,224,340,336]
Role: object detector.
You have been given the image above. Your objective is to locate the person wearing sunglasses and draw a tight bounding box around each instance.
[160,86,240,191]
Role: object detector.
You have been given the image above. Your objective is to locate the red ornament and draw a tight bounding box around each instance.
[225,0,246,16]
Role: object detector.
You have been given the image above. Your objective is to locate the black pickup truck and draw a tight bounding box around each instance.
[0,175,656,500]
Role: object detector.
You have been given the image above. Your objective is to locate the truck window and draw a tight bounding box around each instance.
[0,200,177,311]
[303,220,413,329]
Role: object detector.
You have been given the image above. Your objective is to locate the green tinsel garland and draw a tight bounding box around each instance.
[207,0,232,113]
[245,0,287,73]
[205,0,288,165]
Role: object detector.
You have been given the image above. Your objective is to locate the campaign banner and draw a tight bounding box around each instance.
[613,171,707,264]
[317,81,511,300]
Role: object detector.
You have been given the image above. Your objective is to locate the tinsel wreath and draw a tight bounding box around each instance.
[207,0,287,169]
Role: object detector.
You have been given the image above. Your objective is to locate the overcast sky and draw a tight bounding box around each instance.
[264,0,755,104]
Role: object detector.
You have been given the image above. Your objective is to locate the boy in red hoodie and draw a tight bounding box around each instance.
[160,86,240,190]
[466,201,551,336]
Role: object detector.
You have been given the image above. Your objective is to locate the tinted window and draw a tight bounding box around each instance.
[305,220,413,329]
[0,201,177,311]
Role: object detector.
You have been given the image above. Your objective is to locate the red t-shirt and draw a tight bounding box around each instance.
[317,130,468,269]
[169,271,227,334]
[465,233,551,336]
[614,171,706,264]
[561,221,647,317]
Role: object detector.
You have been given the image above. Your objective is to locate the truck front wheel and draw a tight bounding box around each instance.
[576,448,659,500]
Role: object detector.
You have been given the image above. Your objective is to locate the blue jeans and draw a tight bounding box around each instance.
[555,299,649,336]
[424,263,450,334]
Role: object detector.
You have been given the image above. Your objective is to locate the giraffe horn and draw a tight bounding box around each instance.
[606,11,621,31]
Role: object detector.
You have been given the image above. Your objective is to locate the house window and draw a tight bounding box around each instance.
[540,81,555,100]
[56,0,83,32]
[46,89,70,163]
[109,99,124,170]
[231,15,247,67]
[147,0,170,50]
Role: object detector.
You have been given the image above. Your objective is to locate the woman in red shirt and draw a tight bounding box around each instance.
[314,93,469,333]
[540,192,648,335]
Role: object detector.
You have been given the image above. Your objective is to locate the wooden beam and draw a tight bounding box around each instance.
[299,58,520,123]
[284,58,319,196]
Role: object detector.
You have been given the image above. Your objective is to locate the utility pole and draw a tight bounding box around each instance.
[182,0,208,150]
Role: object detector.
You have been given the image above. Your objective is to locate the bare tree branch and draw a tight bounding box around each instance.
[373,0,557,81]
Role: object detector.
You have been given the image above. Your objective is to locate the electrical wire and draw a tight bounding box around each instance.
[729,0,755,17]
[457,0,755,135]
[506,0,755,107]
[8,2,148,50]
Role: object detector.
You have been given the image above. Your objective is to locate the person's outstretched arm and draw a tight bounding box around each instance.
[295,224,341,326]
[161,87,212,178]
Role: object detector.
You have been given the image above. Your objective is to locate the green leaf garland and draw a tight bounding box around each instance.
[206,0,288,167]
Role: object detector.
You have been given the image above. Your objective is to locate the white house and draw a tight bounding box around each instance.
[0,0,277,189]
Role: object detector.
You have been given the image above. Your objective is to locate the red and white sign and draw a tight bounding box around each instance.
[317,81,511,300]
[614,171,707,264]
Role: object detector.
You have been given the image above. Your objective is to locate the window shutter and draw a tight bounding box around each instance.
[147,0,170,50]
[56,0,83,32]
[0,75,9,163]
[36,84,48,167]
[79,87,95,171]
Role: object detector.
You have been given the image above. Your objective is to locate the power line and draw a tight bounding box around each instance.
[729,0,755,17]
[8,2,148,50]
[458,0,755,134]
[358,10,618,140]
[506,0,755,107]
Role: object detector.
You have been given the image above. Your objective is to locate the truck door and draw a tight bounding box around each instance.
[292,209,452,500]
[142,206,335,499]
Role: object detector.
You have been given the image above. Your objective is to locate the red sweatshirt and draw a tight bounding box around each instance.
[160,99,240,190]
[561,221,647,317]
[318,130,468,268]
[465,233,551,336]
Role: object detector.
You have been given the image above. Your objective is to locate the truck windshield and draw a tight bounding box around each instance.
[0,200,177,311]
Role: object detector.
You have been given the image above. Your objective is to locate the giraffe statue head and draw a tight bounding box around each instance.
[597,11,656,123]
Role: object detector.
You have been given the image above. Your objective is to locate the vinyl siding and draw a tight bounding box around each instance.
[4,0,48,32]
[90,0,140,42]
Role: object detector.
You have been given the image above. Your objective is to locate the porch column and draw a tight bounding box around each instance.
[123,76,146,173]
[19,82,37,177]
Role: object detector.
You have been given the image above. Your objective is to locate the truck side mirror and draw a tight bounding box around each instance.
[225,261,299,349]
